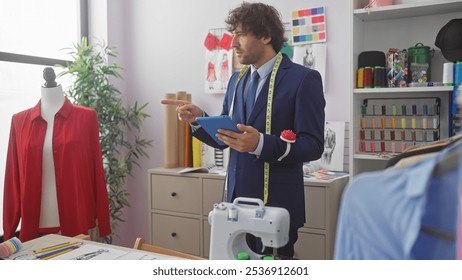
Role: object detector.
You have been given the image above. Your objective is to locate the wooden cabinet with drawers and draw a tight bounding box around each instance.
[148,167,348,259]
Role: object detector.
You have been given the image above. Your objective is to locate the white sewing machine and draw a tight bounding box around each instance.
[208,197,290,260]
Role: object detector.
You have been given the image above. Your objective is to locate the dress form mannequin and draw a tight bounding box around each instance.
[39,67,65,230]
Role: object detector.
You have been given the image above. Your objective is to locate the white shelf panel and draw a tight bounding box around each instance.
[354,86,453,94]
[353,153,394,161]
[354,0,462,21]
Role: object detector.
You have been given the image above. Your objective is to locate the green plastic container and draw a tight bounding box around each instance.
[407,43,434,83]
[236,252,250,260]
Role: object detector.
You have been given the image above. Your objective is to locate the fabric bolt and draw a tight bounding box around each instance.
[3,98,111,242]
[334,144,458,260]
[245,71,260,122]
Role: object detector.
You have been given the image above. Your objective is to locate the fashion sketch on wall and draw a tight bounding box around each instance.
[205,49,233,94]
[313,121,345,171]
[293,43,327,90]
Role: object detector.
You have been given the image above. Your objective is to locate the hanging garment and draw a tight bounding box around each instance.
[334,143,458,259]
[3,98,111,242]
[386,134,462,168]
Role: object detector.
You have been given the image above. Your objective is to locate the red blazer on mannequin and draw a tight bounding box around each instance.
[3,98,111,241]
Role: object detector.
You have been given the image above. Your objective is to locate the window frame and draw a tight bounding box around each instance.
[0,0,87,66]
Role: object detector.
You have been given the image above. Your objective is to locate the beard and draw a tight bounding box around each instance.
[235,46,262,66]
[235,53,252,65]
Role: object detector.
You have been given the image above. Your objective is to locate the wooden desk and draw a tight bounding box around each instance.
[148,167,349,259]
[5,234,187,260]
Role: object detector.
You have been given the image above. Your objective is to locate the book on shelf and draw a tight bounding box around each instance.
[178,164,225,175]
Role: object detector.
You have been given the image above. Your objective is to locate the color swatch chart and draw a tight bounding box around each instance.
[291,7,326,45]
[358,97,441,154]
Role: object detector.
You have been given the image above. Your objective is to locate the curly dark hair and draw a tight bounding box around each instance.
[225,2,285,53]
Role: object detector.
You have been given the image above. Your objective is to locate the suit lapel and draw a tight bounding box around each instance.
[247,56,290,125]
[232,70,250,124]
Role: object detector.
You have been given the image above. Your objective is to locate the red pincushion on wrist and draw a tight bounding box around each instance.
[280,129,296,143]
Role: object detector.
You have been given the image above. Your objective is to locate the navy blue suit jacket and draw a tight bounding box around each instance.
[193,54,325,229]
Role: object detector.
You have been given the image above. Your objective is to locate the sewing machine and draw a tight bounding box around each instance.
[208,197,290,260]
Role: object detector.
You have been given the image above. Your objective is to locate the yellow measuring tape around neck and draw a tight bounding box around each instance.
[227,53,283,204]
[263,53,283,204]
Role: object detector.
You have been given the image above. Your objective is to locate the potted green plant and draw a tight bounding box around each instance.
[58,37,152,243]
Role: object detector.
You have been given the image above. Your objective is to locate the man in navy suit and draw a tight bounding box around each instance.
[162,2,325,258]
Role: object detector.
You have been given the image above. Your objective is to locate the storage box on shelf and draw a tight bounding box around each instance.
[148,167,348,259]
[349,0,462,176]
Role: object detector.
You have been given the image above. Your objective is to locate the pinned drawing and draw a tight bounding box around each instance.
[204,28,233,94]
[312,121,345,171]
[293,43,327,89]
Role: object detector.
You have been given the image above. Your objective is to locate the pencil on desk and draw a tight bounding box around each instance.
[35,244,80,259]
[40,248,76,260]
[34,241,78,254]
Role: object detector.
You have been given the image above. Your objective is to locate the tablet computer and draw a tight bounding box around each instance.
[195,115,240,145]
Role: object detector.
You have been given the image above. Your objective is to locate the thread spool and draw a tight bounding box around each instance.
[0,237,22,258]
[442,62,454,86]
[370,141,376,152]
[363,67,373,88]
[361,118,366,128]
[357,68,364,88]
[401,130,406,141]
[361,105,367,128]
[360,141,366,152]
[401,117,406,129]
[455,62,462,86]
[374,66,386,88]
[433,117,438,129]
[360,130,366,140]
[422,104,428,129]
[433,130,438,141]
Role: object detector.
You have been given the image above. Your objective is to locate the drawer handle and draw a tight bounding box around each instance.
[171,192,177,197]
[171,232,177,237]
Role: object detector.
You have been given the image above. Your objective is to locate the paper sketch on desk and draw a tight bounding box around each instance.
[179,164,225,175]
[51,244,128,260]
[116,251,184,260]
[304,169,348,182]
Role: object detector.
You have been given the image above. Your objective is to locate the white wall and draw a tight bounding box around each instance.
[93,0,350,247]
